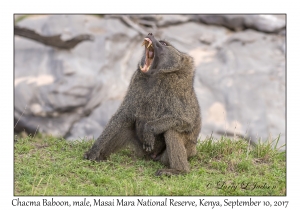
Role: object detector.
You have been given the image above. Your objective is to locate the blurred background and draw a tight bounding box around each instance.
[14,14,286,149]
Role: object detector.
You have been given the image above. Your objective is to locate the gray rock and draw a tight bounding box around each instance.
[14,15,285,149]
[244,15,286,33]
[107,14,285,35]
[14,15,140,137]
[66,99,122,141]
[156,15,190,27]
[196,14,285,33]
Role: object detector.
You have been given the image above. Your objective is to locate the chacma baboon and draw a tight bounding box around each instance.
[84,33,201,176]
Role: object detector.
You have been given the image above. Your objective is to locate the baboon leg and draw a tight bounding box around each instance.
[159,149,169,166]
[185,139,197,158]
[84,112,133,161]
[158,136,197,165]
[156,129,190,176]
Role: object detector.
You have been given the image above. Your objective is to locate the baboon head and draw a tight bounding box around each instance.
[139,33,192,74]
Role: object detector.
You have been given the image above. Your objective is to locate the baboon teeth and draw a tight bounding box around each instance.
[139,64,151,72]
[146,65,151,71]
[142,41,153,48]
[144,37,153,49]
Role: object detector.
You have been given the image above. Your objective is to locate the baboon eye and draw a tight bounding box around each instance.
[159,41,168,46]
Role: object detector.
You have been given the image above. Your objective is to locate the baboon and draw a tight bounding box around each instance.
[84,33,201,176]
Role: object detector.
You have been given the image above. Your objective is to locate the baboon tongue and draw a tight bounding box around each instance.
[145,48,154,69]
[145,55,152,67]
[148,50,154,59]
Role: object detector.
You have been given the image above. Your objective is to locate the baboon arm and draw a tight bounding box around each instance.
[146,116,191,134]
[143,116,191,152]
[84,110,133,161]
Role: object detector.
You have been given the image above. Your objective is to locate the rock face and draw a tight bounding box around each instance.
[14,15,286,149]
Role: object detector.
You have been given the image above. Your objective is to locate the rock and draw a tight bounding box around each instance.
[14,15,141,137]
[244,15,286,33]
[66,99,122,141]
[108,15,285,36]
[156,15,190,27]
[195,14,285,33]
[197,15,246,31]
[14,15,286,149]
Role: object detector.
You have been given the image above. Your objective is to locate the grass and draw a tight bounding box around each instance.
[14,133,286,196]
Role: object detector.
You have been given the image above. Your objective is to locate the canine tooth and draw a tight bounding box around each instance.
[139,65,143,70]
[142,41,146,46]
[147,65,151,71]
[147,42,151,48]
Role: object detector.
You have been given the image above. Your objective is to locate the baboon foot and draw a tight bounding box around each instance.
[155,169,185,176]
[150,153,163,161]
[83,149,106,162]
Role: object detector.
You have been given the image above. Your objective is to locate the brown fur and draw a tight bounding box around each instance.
[84,33,201,176]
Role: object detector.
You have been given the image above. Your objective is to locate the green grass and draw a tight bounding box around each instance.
[14,134,286,196]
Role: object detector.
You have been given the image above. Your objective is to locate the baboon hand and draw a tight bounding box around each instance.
[143,133,155,152]
[83,149,105,162]
[143,123,156,152]
[84,150,97,161]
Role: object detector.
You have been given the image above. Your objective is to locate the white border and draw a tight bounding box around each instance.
[2,0,298,209]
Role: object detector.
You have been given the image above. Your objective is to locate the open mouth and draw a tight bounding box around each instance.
[140,38,154,72]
